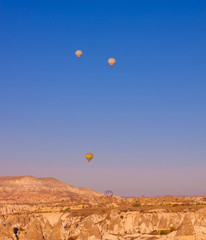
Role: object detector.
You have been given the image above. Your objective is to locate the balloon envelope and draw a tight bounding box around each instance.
[104,190,113,197]
[85,153,93,162]
[108,58,116,67]
[75,50,83,58]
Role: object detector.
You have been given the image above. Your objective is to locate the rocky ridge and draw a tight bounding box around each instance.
[0,176,102,204]
[0,176,206,240]
[1,208,206,240]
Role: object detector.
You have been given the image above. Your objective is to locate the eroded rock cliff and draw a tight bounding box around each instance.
[1,208,206,240]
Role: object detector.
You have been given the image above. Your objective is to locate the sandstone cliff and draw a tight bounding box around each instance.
[0,176,205,240]
[0,207,206,239]
[0,176,102,204]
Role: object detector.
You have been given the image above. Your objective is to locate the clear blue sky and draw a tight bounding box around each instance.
[0,0,206,196]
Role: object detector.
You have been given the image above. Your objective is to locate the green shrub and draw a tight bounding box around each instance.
[150,230,158,235]
[170,227,176,232]
[172,204,178,207]
[132,203,141,207]
[160,230,167,235]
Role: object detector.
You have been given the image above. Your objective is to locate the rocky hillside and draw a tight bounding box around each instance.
[1,207,206,240]
[0,175,102,203]
[0,176,206,240]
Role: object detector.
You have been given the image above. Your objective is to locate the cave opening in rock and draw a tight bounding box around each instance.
[13,227,19,240]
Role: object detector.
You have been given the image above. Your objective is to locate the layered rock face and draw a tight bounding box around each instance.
[1,208,206,240]
[0,176,206,240]
[175,215,195,240]
[0,175,102,204]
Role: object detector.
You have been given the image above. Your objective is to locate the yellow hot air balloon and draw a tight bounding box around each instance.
[85,153,93,163]
[108,58,116,67]
[75,50,83,59]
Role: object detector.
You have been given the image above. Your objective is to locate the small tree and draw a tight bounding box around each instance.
[160,230,167,235]
[170,227,176,232]
[132,203,141,207]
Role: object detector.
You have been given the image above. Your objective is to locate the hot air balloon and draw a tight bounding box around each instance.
[75,50,83,59]
[85,153,93,163]
[108,58,116,67]
[104,190,113,197]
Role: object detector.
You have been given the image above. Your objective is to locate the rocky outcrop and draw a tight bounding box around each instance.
[17,219,44,240]
[0,176,205,239]
[175,215,195,240]
[48,219,63,240]
[1,208,206,240]
[77,217,102,240]
[43,220,53,239]
[0,204,37,215]
[0,222,15,240]
[0,176,102,204]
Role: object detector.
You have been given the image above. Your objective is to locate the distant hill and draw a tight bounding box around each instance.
[0,175,102,203]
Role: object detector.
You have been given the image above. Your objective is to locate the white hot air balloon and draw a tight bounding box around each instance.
[75,50,83,59]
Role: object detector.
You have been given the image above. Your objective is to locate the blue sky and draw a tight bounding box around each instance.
[0,0,206,196]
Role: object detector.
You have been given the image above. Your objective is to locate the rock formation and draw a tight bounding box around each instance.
[175,215,195,240]
[0,176,102,204]
[0,176,205,240]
